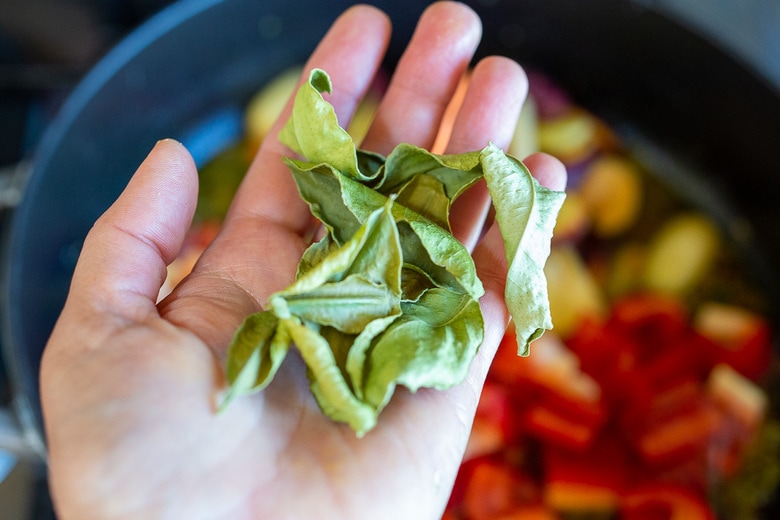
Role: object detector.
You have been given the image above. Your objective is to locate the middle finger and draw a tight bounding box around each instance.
[360,2,483,156]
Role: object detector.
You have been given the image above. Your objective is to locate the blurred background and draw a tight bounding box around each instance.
[0,0,779,518]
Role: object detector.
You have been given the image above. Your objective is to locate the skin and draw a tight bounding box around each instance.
[40,2,566,519]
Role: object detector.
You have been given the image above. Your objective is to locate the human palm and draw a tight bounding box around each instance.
[40,3,566,519]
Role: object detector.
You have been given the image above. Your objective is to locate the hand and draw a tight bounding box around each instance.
[40,3,566,519]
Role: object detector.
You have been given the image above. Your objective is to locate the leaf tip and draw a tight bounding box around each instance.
[309,68,332,94]
[516,327,546,357]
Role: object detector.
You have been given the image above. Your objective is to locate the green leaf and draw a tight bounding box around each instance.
[284,159,360,244]
[220,311,290,410]
[297,234,339,278]
[279,68,364,181]
[270,275,399,334]
[274,199,402,296]
[400,266,436,302]
[361,288,484,411]
[269,200,403,334]
[285,159,483,299]
[379,143,482,200]
[394,174,450,230]
[480,143,566,355]
[337,173,484,299]
[284,317,377,436]
[222,68,564,436]
[344,314,400,400]
[396,221,468,295]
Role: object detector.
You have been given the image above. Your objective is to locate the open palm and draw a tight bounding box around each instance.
[40,3,566,519]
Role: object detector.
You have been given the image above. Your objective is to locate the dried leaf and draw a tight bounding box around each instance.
[221,69,564,435]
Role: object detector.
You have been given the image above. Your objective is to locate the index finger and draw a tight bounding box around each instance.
[225,5,392,236]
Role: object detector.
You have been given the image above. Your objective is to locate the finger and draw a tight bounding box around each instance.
[225,5,391,236]
[445,57,527,154]
[523,151,568,192]
[469,153,567,380]
[157,6,393,356]
[360,1,482,155]
[447,56,528,250]
[66,139,198,322]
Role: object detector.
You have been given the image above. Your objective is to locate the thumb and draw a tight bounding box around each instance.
[69,139,198,317]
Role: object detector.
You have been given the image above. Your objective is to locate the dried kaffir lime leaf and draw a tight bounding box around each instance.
[221,69,565,435]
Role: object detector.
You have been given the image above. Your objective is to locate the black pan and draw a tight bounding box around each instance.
[2,0,779,510]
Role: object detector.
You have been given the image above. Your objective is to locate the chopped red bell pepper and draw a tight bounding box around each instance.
[458,457,542,520]
[639,333,711,390]
[454,283,774,520]
[694,302,774,381]
[465,381,520,461]
[522,404,600,451]
[634,399,724,468]
[609,293,689,344]
[542,433,630,514]
[620,483,716,520]
[493,504,559,519]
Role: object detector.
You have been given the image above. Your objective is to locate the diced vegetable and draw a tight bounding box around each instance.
[458,457,543,520]
[464,381,518,461]
[545,246,607,338]
[450,201,774,519]
[542,435,629,514]
[245,66,301,150]
[550,191,590,242]
[577,154,642,237]
[537,108,601,164]
[642,213,721,296]
[620,483,716,520]
[508,95,539,160]
[635,399,723,467]
[707,363,768,431]
[522,404,600,451]
[694,302,773,381]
